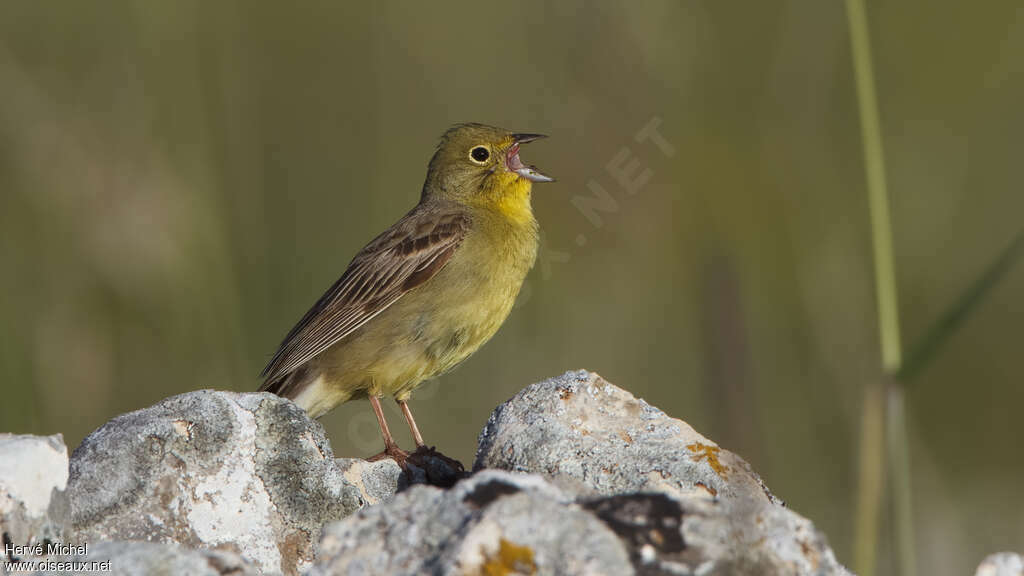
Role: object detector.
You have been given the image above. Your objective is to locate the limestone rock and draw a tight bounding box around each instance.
[28,370,853,576]
[335,450,464,506]
[0,434,71,550]
[309,470,634,576]
[311,469,849,576]
[66,390,365,575]
[475,370,777,504]
[336,458,403,506]
[977,553,1024,576]
[470,370,851,576]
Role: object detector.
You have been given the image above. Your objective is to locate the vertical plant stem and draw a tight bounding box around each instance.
[854,379,886,576]
[887,384,916,576]
[844,0,901,373]
[845,0,914,575]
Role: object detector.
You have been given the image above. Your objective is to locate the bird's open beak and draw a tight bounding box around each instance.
[506,133,554,183]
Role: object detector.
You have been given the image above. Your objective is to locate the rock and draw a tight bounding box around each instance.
[475,370,777,505]
[977,553,1024,576]
[309,470,634,576]
[336,458,403,506]
[336,449,465,505]
[66,390,367,575]
[580,490,849,576]
[28,541,257,576]
[0,434,71,550]
[312,469,848,576]
[470,370,851,576]
[32,370,851,576]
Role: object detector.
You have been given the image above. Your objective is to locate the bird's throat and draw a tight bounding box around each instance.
[490,174,535,226]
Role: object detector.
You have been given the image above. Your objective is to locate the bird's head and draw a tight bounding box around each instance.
[423,123,553,214]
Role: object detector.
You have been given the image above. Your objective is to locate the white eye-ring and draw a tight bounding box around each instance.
[469,145,490,164]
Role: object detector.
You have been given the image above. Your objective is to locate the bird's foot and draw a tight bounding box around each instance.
[368,443,412,467]
[367,444,466,487]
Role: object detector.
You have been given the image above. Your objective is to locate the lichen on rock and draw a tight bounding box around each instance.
[475,369,778,505]
[66,391,364,575]
[6,369,854,576]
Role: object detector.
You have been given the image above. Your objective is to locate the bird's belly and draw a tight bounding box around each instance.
[390,274,516,396]
[317,217,536,401]
[318,269,520,400]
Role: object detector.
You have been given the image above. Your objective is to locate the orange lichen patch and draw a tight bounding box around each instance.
[281,529,313,572]
[695,481,717,497]
[558,388,574,401]
[618,430,633,445]
[686,442,729,479]
[481,539,537,576]
[799,539,819,570]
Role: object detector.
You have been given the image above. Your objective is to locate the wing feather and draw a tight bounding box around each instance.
[260,206,470,383]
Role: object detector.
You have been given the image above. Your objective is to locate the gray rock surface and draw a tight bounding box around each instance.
[312,469,848,576]
[0,434,71,550]
[475,370,776,504]
[66,390,367,575]
[977,553,1024,576]
[28,541,257,576]
[336,458,403,506]
[579,490,848,575]
[310,470,634,576]
[17,370,852,576]
[469,370,851,576]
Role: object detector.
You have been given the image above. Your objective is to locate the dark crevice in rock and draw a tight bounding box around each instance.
[205,554,249,575]
[461,478,522,508]
[582,493,700,575]
[3,531,15,562]
[583,493,687,551]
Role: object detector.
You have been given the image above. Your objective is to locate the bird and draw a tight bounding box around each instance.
[260,123,553,462]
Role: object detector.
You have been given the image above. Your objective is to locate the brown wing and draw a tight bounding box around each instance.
[260,205,470,384]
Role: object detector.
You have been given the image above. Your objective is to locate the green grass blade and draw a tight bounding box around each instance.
[845,0,903,573]
[898,228,1024,382]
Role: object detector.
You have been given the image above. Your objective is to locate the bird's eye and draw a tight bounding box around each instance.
[470,146,490,163]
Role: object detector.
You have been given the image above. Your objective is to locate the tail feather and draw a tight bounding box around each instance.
[259,365,309,400]
[260,366,346,419]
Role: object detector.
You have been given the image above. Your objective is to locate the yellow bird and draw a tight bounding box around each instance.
[260,123,552,461]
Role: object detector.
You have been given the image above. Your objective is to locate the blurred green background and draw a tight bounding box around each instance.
[1,2,1021,574]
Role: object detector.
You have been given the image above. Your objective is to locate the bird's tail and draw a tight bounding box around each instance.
[259,366,340,419]
[259,366,308,400]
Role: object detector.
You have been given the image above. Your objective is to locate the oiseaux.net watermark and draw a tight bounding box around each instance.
[4,542,110,573]
[517,115,675,306]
